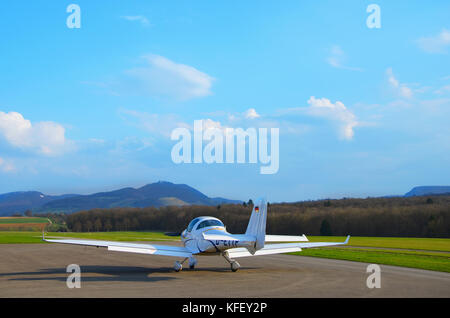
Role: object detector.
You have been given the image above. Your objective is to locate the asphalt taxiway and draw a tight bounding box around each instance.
[0,243,449,297]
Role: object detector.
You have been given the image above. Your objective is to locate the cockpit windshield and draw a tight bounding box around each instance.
[196,219,224,230]
[187,218,201,232]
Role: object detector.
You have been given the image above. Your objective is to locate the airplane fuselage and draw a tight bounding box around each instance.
[181,217,254,255]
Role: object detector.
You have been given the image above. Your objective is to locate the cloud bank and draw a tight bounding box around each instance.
[124,54,215,100]
[0,111,71,155]
[306,96,358,140]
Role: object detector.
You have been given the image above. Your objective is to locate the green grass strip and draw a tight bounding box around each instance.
[291,247,450,273]
[307,236,450,252]
[0,217,49,224]
[0,231,178,244]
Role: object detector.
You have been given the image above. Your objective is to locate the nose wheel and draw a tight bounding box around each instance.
[188,256,197,269]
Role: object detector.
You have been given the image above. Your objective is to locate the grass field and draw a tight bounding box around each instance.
[0,231,176,244]
[0,217,50,224]
[293,236,450,273]
[0,231,448,273]
[0,217,50,231]
[306,236,450,252]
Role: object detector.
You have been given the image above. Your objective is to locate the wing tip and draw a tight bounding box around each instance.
[344,235,350,244]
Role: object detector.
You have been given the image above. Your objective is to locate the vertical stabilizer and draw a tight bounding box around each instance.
[245,198,267,254]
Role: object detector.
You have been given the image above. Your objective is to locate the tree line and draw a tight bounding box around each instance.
[60,195,450,238]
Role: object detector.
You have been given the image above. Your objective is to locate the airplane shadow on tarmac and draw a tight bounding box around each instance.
[0,265,258,283]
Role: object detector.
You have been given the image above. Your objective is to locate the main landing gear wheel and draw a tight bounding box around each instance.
[223,252,240,272]
[174,257,195,272]
[231,261,240,272]
[174,261,182,272]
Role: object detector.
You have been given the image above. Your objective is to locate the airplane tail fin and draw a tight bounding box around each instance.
[245,198,267,254]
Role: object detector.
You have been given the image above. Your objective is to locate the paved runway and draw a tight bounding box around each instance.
[0,243,449,298]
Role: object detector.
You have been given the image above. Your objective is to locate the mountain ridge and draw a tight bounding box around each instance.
[1,184,449,216]
[404,186,450,197]
[0,181,241,216]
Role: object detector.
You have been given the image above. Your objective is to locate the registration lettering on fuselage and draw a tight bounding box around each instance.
[215,240,238,247]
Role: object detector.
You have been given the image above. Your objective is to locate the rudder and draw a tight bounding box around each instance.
[245,198,267,254]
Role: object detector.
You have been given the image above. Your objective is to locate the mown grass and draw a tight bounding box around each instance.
[0,217,49,224]
[0,231,47,244]
[306,236,450,252]
[0,231,177,244]
[291,247,450,273]
[46,231,177,241]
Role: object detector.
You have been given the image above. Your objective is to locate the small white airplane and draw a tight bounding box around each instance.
[44,198,350,272]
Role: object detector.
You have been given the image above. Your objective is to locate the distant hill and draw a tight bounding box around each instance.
[404,186,450,197]
[0,181,241,216]
[0,192,77,216]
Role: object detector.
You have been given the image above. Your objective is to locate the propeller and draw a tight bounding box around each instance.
[164,232,182,237]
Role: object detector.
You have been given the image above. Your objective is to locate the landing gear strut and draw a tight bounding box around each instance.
[223,251,240,272]
[174,257,197,272]
[188,256,197,269]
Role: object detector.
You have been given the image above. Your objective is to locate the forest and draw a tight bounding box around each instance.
[54,195,450,238]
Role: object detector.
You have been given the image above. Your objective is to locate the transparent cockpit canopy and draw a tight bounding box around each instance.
[187,217,201,232]
[196,219,224,230]
[187,217,224,232]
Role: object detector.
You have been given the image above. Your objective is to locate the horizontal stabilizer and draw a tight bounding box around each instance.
[265,234,308,242]
[227,243,303,258]
[227,235,350,258]
[202,232,239,241]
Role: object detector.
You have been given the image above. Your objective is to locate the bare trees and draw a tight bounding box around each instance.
[65,195,450,237]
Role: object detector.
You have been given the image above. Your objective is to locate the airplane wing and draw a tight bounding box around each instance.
[227,235,350,258]
[43,237,192,258]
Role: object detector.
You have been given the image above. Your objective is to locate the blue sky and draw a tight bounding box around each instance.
[0,1,449,202]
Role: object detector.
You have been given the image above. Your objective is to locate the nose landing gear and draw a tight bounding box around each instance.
[174,254,241,272]
[188,256,197,269]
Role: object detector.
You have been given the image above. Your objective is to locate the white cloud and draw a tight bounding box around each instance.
[0,157,15,172]
[205,109,308,136]
[121,15,151,27]
[417,29,450,54]
[244,108,260,119]
[306,96,358,140]
[326,45,363,71]
[124,54,214,100]
[0,111,71,155]
[386,68,413,99]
